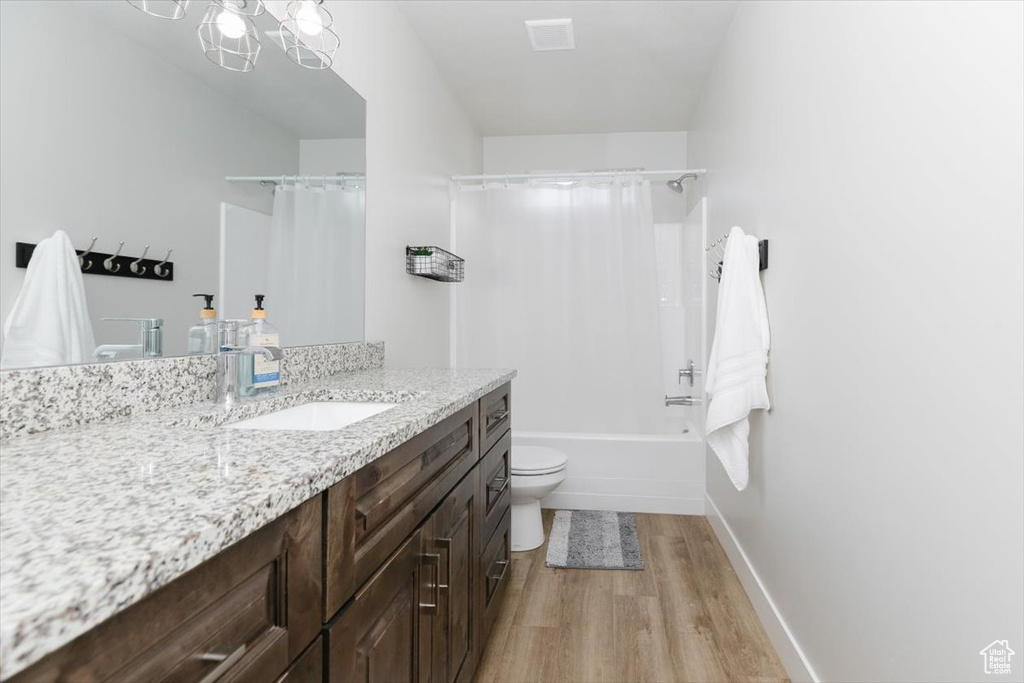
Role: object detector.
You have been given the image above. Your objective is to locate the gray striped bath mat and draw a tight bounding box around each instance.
[545,510,644,570]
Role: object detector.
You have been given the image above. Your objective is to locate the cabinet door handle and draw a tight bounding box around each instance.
[196,644,246,683]
[487,559,509,585]
[487,409,509,425]
[487,476,509,497]
[433,538,452,589]
[420,552,441,614]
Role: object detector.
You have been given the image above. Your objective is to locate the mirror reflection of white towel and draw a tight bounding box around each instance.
[705,226,770,491]
[1,230,96,369]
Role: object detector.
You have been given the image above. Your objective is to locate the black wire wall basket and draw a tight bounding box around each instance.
[406,246,465,283]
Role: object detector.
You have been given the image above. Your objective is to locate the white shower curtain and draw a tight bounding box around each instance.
[267,184,365,347]
[455,178,664,434]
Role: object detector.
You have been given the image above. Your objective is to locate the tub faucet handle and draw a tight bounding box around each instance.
[678,360,702,387]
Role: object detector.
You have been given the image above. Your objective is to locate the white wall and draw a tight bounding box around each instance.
[689,2,1024,681]
[0,1,298,359]
[282,0,483,367]
[299,138,367,175]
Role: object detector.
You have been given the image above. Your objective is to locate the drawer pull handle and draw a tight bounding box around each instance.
[487,476,509,497]
[197,644,246,683]
[420,552,441,614]
[487,409,509,425]
[487,559,509,585]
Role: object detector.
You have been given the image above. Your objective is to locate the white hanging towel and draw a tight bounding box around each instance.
[1,230,96,369]
[705,226,770,491]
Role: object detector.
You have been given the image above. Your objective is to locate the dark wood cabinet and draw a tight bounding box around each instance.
[11,382,514,683]
[325,405,479,622]
[325,382,513,683]
[326,529,424,683]
[11,496,322,683]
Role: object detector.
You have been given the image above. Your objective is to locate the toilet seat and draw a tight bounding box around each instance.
[511,445,568,476]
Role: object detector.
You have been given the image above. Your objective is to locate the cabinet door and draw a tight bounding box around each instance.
[327,529,423,683]
[424,468,480,683]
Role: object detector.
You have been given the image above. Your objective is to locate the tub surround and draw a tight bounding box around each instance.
[0,364,515,680]
[0,341,385,439]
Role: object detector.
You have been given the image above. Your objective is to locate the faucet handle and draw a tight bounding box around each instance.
[102,317,163,330]
[677,360,702,387]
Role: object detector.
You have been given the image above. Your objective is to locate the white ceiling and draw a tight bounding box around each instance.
[396,0,738,136]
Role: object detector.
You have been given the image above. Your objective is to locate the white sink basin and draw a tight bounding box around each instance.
[224,402,398,432]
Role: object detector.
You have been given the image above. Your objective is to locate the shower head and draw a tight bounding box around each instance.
[666,173,698,193]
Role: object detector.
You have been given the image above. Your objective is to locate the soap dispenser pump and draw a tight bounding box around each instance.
[187,293,218,355]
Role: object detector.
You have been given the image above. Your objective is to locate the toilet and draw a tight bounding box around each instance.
[510,445,568,551]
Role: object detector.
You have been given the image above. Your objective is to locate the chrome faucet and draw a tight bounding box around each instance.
[677,360,702,387]
[665,394,702,407]
[216,345,283,410]
[214,320,283,409]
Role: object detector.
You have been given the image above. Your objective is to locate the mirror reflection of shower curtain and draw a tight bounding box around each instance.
[267,185,365,347]
[455,179,664,434]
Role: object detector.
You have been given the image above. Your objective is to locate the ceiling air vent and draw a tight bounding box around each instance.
[525,19,575,52]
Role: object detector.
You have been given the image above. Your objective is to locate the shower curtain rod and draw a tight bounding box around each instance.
[450,168,707,182]
[225,174,365,184]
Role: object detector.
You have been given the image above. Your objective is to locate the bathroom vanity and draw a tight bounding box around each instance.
[0,368,514,683]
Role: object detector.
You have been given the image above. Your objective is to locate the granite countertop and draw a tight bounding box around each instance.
[0,366,515,680]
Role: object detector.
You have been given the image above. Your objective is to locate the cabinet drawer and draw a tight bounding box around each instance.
[479,508,512,647]
[325,405,479,619]
[478,431,511,547]
[13,497,322,683]
[478,384,511,457]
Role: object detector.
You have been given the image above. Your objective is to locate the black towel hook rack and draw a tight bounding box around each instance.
[707,236,768,282]
[15,239,175,282]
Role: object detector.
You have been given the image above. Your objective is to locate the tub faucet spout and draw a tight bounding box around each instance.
[665,395,702,407]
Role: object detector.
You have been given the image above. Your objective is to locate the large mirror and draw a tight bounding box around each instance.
[0,0,366,369]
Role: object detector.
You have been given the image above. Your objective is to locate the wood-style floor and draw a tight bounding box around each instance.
[474,511,789,683]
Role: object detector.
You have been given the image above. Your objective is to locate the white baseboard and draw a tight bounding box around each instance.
[542,491,705,515]
[705,495,820,683]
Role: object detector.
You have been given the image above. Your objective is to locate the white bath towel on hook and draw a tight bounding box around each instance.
[1,230,96,369]
[705,226,770,491]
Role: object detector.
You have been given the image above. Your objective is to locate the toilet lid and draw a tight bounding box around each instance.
[511,445,568,475]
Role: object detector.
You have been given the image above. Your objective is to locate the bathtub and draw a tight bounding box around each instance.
[514,430,706,515]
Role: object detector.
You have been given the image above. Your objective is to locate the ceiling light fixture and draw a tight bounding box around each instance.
[277,0,340,70]
[197,1,261,72]
[126,0,191,20]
